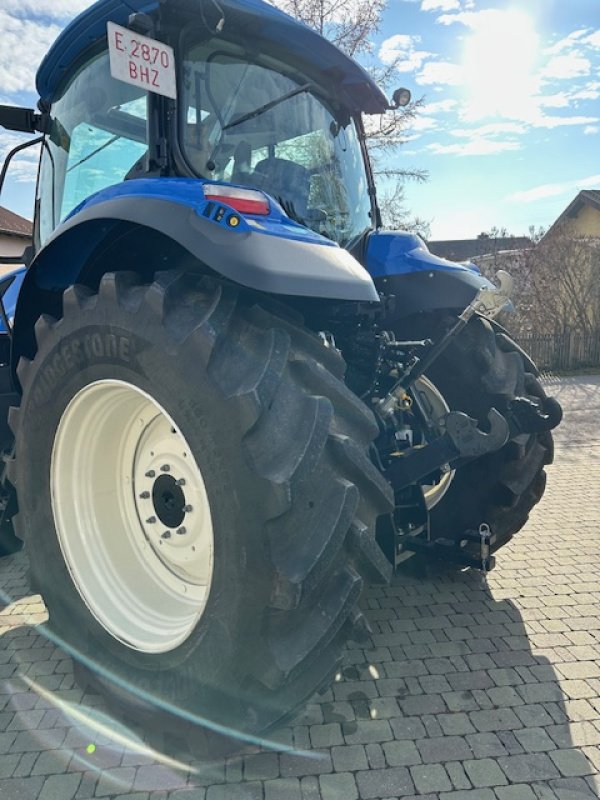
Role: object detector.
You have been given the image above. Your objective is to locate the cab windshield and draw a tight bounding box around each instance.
[181,38,372,247]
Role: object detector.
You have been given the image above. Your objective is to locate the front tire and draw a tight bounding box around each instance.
[9,272,393,754]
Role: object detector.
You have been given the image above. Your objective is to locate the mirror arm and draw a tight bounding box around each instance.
[0,136,43,198]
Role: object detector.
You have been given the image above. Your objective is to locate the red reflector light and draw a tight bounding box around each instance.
[203,185,270,216]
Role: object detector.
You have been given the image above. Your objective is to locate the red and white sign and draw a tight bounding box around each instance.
[107,22,177,99]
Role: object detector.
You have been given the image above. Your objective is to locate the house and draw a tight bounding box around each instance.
[0,206,32,263]
[428,235,533,263]
[542,190,600,241]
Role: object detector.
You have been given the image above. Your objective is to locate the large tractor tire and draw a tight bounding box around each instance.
[8,271,393,754]
[397,314,554,553]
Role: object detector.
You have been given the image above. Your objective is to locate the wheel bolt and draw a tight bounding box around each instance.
[139,491,150,499]
[183,505,193,513]
[176,478,186,487]
[161,531,171,540]
[146,516,157,524]
[161,464,171,472]
[145,470,156,478]
[176,527,187,536]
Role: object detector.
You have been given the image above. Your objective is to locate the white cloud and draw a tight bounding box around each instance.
[421,99,457,115]
[0,132,41,183]
[0,11,62,94]
[584,126,599,135]
[538,92,571,109]
[509,173,600,203]
[545,29,590,55]
[378,34,432,71]
[584,30,600,49]
[542,54,591,80]
[427,138,521,156]
[0,1,93,19]
[421,0,459,11]
[416,61,463,86]
[533,115,598,129]
[450,122,527,138]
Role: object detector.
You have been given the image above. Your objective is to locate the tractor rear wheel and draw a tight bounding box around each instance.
[8,272,393,754]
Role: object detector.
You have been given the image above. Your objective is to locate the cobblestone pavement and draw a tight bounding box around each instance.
[0,374,598,800]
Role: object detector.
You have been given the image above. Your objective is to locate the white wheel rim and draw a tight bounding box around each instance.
[51,379,214,654]
[409,376,456,510]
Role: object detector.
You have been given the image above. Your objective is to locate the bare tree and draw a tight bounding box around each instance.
[274,0,428,227]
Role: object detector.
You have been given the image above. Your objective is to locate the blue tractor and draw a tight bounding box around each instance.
[0,0,560,751]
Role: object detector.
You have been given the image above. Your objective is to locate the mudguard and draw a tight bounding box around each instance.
[29,178,378,302]
[365,230,496,318]
[0,268,26,334]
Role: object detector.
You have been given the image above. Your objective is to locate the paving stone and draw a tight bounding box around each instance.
[465,732,507,758]
[38,773,81,800]
[434,790,495,799]
[133,767,187,792]
[409,763,451,793]
[498,753,561,783]
[0,776,45,800]
[30,749,72,776]
[495,786,538,800]
[438,713,475,736]
[310,724,343,749]
[206,784,263,800]
[445,762,470,791]
[342,720,392,745]
[318,773,358,800]
[513,727,557,752]
[462,758,507,787]
[0,754,20,779]
[331,745,367,772]
[469,708,521,732]
[96,767,137,796]
[548,749,594,778]
[381,741,421,767]
[264,777,302,800]
[548,776,598,799]
[280,750,333,777]
[243,752,280,781]
[417,736,473,763]
[365,744,386,769]
[13,753,37,778]
[514,703,555,727]
[355,766,414,798]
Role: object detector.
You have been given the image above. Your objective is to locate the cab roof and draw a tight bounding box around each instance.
[36,0,389,114]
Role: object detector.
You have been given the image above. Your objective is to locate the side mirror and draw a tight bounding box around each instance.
[390,88,412,109]
[0,106,39,134]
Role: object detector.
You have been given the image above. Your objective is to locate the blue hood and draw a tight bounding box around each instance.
[36,0,389,114]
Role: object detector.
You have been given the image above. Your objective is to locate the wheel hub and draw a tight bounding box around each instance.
[151,475,186,529]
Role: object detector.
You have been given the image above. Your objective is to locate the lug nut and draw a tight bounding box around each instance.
[176,478,186,487]
[176,527,187,536]
[183,505,193,513]
[145,470,156,478]
[139,491,150,499]
[161,531,171,540]
[146,516,157,524]
[161,464,171,472]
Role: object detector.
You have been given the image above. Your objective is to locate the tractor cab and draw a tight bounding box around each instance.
[17,0,393,252]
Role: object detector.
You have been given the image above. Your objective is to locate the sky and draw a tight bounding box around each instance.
[0,0,598,239]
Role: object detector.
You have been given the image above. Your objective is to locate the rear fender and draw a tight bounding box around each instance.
[34,179,378,302]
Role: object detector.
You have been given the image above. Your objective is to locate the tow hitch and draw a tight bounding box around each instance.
[384,407,509,491]
[402,523,497,572]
